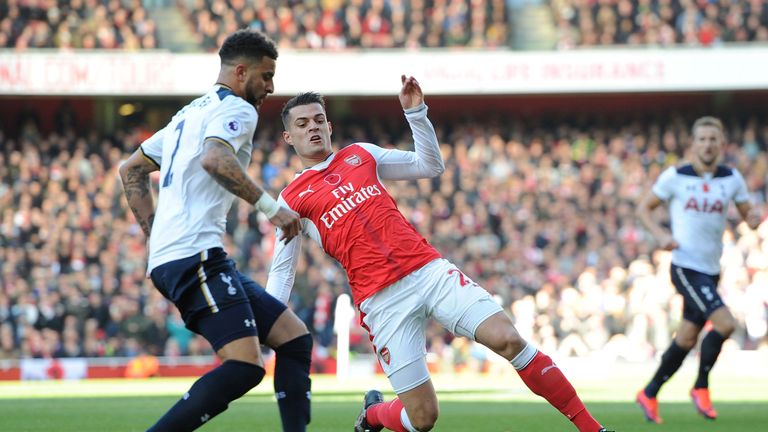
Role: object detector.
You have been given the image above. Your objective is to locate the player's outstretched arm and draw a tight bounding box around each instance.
[367,75,444,181]
[200,139,301,242]
[119,149,158,238]
[265,220,303,305]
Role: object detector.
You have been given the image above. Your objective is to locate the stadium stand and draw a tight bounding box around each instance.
[0,0,511,51]
[177,0,510,51]
[1,104,766,368]
[551,0,768,48]
[0,0,159,50]
[4,1,767,52]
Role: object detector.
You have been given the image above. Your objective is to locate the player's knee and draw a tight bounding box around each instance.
[275,333,313,362]
[490,326,525,360]
[409,406,438,431]
[243,361,267,388]
[220,360,266,398]
[675,336,697,351]
[410,397,439,431]
[714,322,735,338]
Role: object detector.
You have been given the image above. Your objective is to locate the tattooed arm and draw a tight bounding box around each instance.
[200,140,302,242]
[200,139,267,204]
[119,149,158,238]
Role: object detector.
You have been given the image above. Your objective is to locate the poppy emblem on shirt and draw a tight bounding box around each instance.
[324,173,341,185]
[379,347,391,365]
[344,154,361,166]
[702,183,709,193]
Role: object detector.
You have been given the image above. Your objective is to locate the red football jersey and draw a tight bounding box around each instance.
[266,104,444,305]
[272,144,440,304]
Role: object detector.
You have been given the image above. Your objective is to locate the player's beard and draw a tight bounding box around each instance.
[244,83,263,111]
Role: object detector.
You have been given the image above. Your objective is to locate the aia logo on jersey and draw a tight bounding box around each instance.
[324,173,341,185]
[379,346,391,365]
[344,154,361,166]
[684,197,724,214]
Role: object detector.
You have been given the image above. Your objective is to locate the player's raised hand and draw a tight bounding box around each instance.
[270,207,302,243]
[399,75,424,110]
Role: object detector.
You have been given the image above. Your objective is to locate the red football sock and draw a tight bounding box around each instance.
[516,351,602,432]
[367,398,407,432]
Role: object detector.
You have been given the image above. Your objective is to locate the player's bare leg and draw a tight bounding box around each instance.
[637,318,701,424]
[674,319,704,349]
[475,312,607,432]
[395,381,439,431]
[218,335,266,365]
[148,335,266,431]
[264,309,310,347]
[265,309,313,432]
[691,306,735,420]
[358,380,438,432]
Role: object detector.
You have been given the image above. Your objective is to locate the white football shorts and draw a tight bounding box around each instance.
[359,258,503,394]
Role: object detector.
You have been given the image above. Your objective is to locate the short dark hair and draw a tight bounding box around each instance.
[281,92,326,129]
[219,29,278,65]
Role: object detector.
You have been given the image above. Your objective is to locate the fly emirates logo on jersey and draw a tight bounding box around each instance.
[319,181,383,229]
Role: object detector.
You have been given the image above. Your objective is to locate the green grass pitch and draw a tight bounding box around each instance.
[1,363,767,431]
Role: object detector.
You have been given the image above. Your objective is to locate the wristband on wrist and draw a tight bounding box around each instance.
[255,193,280,218]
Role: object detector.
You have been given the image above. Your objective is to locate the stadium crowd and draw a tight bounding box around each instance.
[179,0,510,51]
[5,0,768,51]
[1,103,767,368]
[552,0,768,48]
[0,0,159,50]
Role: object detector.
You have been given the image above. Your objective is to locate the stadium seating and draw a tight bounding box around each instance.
[0,0,158,50]
[177,0,510,51]
[4,1,767,52]
[551,0,768,48]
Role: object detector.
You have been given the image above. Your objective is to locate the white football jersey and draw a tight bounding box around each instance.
[140,85,258,273]
[652,164,751,274]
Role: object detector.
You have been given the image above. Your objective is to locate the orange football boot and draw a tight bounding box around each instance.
[690,388,718,420]
[636,390,663,424]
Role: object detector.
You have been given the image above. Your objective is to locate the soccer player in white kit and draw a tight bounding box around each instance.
[120,30,313,431]
[266,76,610,432]
[635,116,762,424]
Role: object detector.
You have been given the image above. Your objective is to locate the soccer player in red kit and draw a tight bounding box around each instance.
[266,76,611,432]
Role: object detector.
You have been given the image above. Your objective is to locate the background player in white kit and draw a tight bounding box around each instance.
[635,116,762,424]
[120,30,312,431]
[266,76,611,432]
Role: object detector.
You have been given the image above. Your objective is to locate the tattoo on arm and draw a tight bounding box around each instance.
[121,156,157,238]
[202,141,261,204]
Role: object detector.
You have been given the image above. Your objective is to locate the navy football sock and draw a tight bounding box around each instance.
[147,360,265,431]
[274,334,313,432]
[695,330,726,389]
[645,342,689,398]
